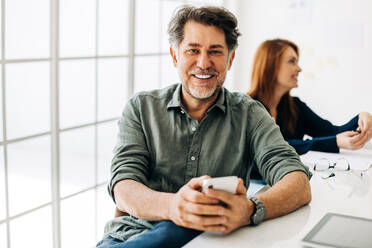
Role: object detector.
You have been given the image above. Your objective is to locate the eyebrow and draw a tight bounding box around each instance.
[187,43,225,49]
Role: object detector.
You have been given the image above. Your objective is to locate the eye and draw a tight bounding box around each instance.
[187,49,199,54]
[209,50,223,55]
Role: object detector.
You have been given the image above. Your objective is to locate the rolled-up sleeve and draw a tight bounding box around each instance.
[248,102,312,186]
[108,96,151,202]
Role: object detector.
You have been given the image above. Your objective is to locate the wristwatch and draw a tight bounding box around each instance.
[249,196,266,225]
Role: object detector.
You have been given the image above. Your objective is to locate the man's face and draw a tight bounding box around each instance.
[170,21,235,101]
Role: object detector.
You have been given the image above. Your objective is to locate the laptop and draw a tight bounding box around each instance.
[302,213,372,248]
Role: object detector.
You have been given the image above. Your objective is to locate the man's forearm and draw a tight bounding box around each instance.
[258,171,311,220]
[113,179,173,221]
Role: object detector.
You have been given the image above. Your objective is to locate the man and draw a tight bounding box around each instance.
[97,6,312,248]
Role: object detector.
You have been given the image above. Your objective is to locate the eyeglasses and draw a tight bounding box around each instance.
[313,158,350,172]
[352,164,372,178]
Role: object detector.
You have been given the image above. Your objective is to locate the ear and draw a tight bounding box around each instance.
[170,46,178,67]
[227,50,236,70]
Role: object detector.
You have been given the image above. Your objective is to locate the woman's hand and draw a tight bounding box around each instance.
[336,130,368,150]
[358,112,372,142]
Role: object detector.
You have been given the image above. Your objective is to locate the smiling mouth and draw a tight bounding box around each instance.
[193,74,214,79]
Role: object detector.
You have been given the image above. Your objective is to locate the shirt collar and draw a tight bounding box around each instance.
[166,84,226,114]
[167,84,183,109]
[208,87,226,113]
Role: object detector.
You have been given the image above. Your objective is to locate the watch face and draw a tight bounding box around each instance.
[253,207,265,224]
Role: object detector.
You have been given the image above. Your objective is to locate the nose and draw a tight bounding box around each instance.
[297,64,302,72]
[196,52,212,69]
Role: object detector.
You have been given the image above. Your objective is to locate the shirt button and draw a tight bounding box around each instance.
[181,110,185,114]
[191,127,196,132]
[190,156,196,161]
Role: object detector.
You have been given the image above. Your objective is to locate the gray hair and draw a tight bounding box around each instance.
[167,6,241,52]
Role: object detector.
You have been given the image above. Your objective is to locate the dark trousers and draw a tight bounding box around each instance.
[96,220,202,248]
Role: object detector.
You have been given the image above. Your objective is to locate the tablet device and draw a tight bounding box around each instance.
[302,213,372,248]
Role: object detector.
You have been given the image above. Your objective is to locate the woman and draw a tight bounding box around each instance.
[248,39,372,155]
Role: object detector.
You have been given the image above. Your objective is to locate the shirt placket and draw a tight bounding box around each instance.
[185,118,201,183]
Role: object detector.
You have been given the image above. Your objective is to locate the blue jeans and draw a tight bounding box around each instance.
[96,220,202,248]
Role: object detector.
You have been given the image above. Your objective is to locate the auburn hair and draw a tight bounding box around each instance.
[248,39,299,135]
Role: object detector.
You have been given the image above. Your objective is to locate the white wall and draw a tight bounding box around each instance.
[227,0,372,125]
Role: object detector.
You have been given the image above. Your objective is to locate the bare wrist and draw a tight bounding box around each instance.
[163,192,174,220]
[336,134,341,148]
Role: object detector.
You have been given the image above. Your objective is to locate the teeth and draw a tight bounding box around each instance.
[194,74,213,79]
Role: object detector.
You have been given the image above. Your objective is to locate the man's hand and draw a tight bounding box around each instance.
[204,178,254,234]
[168,175,231,232]
[336,130,369,150]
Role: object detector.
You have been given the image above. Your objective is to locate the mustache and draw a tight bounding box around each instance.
[189,68,218,76]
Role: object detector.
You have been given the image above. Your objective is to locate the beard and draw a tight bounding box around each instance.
[185,81,221,100]
[182,68,225,100]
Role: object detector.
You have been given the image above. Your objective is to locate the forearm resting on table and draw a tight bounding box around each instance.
[113,179,173,221]
[258,171,311,220]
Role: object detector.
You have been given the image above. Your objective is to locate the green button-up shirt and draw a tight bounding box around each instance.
[105,84,311,241]
[109,83,311,195]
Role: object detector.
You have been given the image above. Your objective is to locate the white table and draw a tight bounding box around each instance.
[184,148,372,247]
